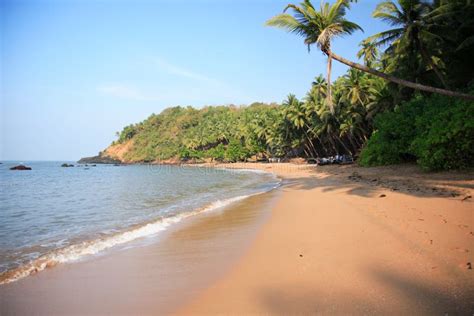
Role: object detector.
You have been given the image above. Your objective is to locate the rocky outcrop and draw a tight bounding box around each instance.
[61,163,74,167]
[10,165,32,170]
[77,154,122,164]
[102,140,133,162]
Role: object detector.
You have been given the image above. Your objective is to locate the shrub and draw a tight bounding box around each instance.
[360,95,474,170]
[225,140,249,162]
[411,97,474,170]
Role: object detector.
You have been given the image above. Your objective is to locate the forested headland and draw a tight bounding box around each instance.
[106,0,473,171]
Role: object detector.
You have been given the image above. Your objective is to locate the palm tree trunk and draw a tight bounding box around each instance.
[326,53,334,113]
[418,42,449,89]
[328,51,474,101]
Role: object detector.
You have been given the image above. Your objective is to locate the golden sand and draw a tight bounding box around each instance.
[1,163,472,314]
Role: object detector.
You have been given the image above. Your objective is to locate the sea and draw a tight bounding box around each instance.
[0,161,280,284]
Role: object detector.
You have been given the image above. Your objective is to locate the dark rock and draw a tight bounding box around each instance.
[379,194,386,198]
[10,165,32,170]
[61,163,74,167]
[77,154,122,165]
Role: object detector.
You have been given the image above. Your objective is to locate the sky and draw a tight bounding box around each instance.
[1,0,388,161]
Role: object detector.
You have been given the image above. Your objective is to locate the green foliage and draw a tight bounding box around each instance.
[411,97,474,170]
[117,124,137,143]
[360,95,474,170]
[111,0,474,171]
[225,140,250,162]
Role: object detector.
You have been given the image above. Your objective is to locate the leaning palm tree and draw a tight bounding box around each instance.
[369,0,449,88]
[266,0,474,101]
[267,0,362,113]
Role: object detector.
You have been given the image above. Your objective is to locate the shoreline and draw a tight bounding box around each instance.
[0,165,281,286]
[1,162,473,314]
[177,163,474,314]
[0,166,282,315]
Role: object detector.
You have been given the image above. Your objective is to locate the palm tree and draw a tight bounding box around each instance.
[266,0,474,101]
[311,74,327,98]
[368,0,449,88]
[357,39,379,67]
[266,0,362,113]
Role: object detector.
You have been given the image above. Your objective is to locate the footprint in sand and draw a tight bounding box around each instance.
[459,262,472,270]
[452,247,469,253]
[458,224,469,229]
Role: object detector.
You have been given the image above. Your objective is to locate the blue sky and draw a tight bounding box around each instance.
[1,0,388,161]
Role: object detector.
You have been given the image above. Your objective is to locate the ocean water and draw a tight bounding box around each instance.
[0,161,279,284]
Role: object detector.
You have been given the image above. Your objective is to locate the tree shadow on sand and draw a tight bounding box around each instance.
[279,164,473,199]
[259,266,474,314]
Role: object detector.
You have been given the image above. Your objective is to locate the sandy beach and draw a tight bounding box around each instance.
[1,163,473,315]
[178,163,473,314]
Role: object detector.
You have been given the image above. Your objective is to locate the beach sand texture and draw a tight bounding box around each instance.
[1,163,473,315]
[179,163,474,315]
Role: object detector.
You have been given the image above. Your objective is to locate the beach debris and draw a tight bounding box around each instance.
[430,239,433,245]
[468,262,472,270]
[299,254,303,258]
[61,163,74,167]
[348,172,361,181]
[461,195,472,202]
[379,194,386,198]
[10,165,32,170]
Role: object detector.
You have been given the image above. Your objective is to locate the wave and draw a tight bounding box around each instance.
[0,186,278,285]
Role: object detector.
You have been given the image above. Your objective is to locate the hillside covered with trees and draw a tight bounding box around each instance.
[106,0,473,170]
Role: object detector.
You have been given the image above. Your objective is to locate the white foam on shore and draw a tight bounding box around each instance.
[0,188,277,285]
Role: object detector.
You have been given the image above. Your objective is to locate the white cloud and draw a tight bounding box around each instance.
[153,58,213,82]
[96,57,253,104]
[97,84,161,101]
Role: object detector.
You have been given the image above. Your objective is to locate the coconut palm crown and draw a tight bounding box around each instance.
[266,0,363,112]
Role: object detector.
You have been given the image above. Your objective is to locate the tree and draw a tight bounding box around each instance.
[357,39,379,67]
[266,0,363,113]
[266,0,474,101]
[368,0,449,88]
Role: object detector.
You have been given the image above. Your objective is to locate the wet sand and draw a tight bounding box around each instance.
[0,188,279,315]
[179,163,474,314]
[1,163,473,315]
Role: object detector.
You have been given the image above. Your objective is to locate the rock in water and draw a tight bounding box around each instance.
[77,154,122,164]
[61,163,74,167]
[10,165,32,170]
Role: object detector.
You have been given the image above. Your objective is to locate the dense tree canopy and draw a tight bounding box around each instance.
[114,0,474,170]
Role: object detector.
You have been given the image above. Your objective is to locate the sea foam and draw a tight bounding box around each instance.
[0,193,260,285]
